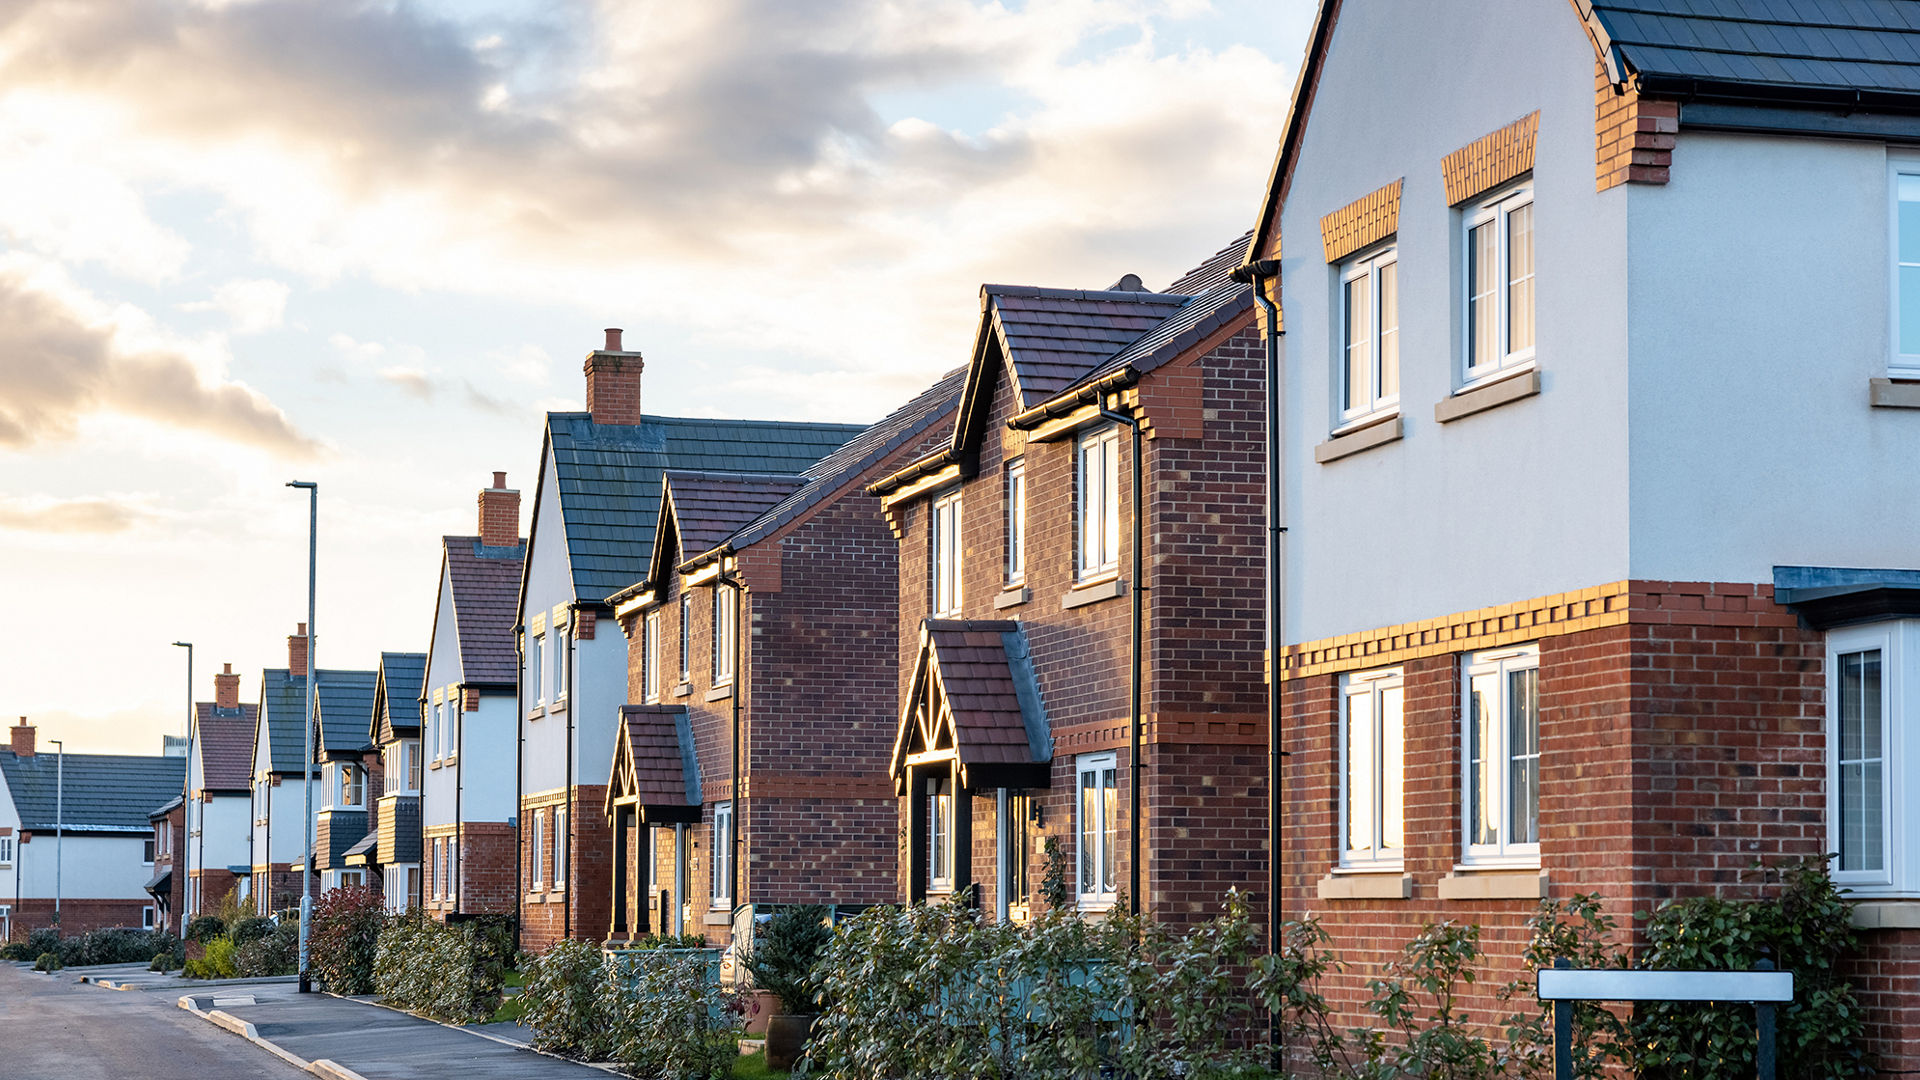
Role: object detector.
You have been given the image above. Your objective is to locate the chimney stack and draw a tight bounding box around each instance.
[10,717,34,758]
[584,327,643,427]
[215,663,241,709]
[479,472,521,548]
[289,622,309,678]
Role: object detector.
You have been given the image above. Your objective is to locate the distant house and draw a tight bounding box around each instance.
[183,664,258,917]
[362,651,425,912]
[422,475,524,920]
[145,797,184,934]
[605,370,962,945]
[1,718,187,937]
[515,329,863,950]
[309,665,379,895]
[250,625,318,915]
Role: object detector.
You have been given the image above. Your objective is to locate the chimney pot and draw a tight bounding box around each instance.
[492,471,507,490]
[605,327,623,351]
[10,718,35,758]
[223,663,232,675]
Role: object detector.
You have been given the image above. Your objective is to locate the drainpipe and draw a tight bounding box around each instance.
[564,606,578,941]
[1232,257,1284,1063]
[454,686,464,915]
[715,570,746,914]
[1096,402,1146,919]
[513,624,525,951]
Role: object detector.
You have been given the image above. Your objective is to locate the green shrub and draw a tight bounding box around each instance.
[1633,858,1872,1079]
[743,904,833,1013]
[230,916,274,946]
[0,940,35,962]
[150,949,183,972]
[1496,893,1632,1079]
[609,947,745,1080]
[185,914,226,944]
[372,913,510,1023]
[52,928,177,967]
[236,921,297,977]
[519,938,619,1059]
[33,951,61,972]
[1347,921,1503,1080]
[308,885,383,994]
[185,936,238,979]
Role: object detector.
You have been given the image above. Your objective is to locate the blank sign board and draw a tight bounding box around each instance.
[1537,968,1794,1003]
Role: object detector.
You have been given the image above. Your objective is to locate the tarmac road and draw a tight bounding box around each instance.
[0,962,310,1080]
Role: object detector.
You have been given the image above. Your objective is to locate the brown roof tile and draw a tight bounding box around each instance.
[195,703,258,791]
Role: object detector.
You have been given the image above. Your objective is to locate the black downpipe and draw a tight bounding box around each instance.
[1097,404,1145,919]
[513,625,525,952]
[454,685,464,914]
[716,572,745,912]
[564,609,577,942]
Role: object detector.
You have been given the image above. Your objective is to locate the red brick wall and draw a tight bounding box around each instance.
[6,899,154,938]
[251,864,301,915]
[458,822,516,915]
[519,786,611,952]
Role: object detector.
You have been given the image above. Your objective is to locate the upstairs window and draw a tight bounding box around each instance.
[405,739,421,792]
[1004,460,1027,585]
[678,594,692,683]
[1463,184,1534,383]
[531,632,545,705]
[339,764,364,809]
[931,490,963,616]
[1827,621,1918,894]
[1894,168,1920,375]
[644,610,662,703]
[1340,248,1400,422]
[553,629,567,700]
[1077,427,1120,581]
[1341,667,1405,868]
[143,838,156,864]
[1462,645,1540,866]
[712,586,737,686]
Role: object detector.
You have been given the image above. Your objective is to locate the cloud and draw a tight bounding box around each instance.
[374,359,519,416]
[378,366,435,399]
[180,277,290,333]
[0,255,319,456]
[0,493,148,533]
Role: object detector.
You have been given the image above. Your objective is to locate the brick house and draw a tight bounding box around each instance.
[250,625,319,915]
[145,797,185,934]
[0,718,186,937]
[868,243,1270,927]
[308,666,379,896]
[1249,0,1920,1064]
[514,329,862,950]
[181,664,257,918]
[360,651,425,912]
[421,474,524,920]
[603,370,963,945]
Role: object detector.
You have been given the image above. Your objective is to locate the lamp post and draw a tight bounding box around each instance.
[172,642,192,920]
[287,480,317,993]
[50,739,63,936]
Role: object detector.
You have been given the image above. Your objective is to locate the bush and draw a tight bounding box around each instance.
[373,913,511,1023]
[610,948,744,1080]
[185,914,227,945]
[742,904,833,1013]
[34,951,61,972]
[2,928,60,962]
[236,921,298,977]
[52,928,177,967]
[308,885,384,994]
[230,916,274,946]
[150,949,183,972]
[185,936,238,979]
[520,938,620,1059]
[1349,921,1502,1080]
[0,940,34,961]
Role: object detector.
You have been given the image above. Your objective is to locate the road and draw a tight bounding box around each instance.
[0,962,311,1080]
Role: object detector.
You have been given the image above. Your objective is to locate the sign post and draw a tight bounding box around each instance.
[1537,959,1793,1080]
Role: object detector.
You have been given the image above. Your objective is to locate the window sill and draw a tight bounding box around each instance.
[527,705,546,720]
[1062,577,1126,611]
[994,585,1030,610]
[1436,868,1547,901]
[1850,900,1920,930]
[705,685,733,702]
[429,760,442,771]
[703,911,732,927]
[1315,415,1403,463]
[548,697,567,715]
[1869,377,1920,409]
[1318,870,1412,900]
[1436,368,1540,424]
[672,682,693,699]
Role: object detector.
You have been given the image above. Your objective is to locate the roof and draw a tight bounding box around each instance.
[890,620,1052,790]
[985,285,1189,410]
[372,651,427,744]
[606,705,702,824]
[444,537,524,685]
[537,413,864,606]
[150,794,183,819]
[258,668,308,774]
[0,750,186,833]
[314,669,379,758]
[665,472,807,558]
[195,702,258,792]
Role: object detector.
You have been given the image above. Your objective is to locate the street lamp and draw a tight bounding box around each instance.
[287,480,317,993]
[173,641,192,922]
[49,739,63,937]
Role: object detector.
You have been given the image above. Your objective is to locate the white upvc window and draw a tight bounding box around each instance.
[712,802,734,905]
[1827,621,1918,894]
[927,776,954,892]
[1462,645,1541,866]
[531,810,546,891]
[931,490,963,616]
[553,805,568,891]
[531,632,546,704]
[144,838,156,864]
[447,837,457,896]
[1004,460,1026,585]
[1893,165,1920,375]
[143,905,156,930]
[432,700,446,760]
[0,836,11,867]
[340,764,364,808]
[1342,668,1405,868]
[1462,184,1535,384]
[678,594,693,683]
[444,694,460,760]
[644,610,662,703]
[1076,426,1121,581]
[404,739,421,792]
[1340,247,1400,423]
[553,628,567,701]
[712,586,737,685]
[1076,752,1119,907]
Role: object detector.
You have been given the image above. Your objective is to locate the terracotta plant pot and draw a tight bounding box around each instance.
[764,1012,815,1070]
[744,989,780,1035]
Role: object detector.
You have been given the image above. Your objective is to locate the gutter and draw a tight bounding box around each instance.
[1007,367,1141,431]
[866,447,962,498]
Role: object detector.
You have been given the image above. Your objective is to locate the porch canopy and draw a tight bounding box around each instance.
[605,704,703,824]
[890,619,1052,793]
[341,832,377,867]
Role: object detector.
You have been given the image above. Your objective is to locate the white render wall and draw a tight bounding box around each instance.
[1278,0,1630,643]
[521,448,574,798]
[186,794,249,878]
[10,834,154,901]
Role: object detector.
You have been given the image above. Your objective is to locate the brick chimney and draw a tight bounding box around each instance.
[289,622,309,678]
[584,328,643,426]
[215,663,241,709]
[478,472,520,548]
[10,717,34,758]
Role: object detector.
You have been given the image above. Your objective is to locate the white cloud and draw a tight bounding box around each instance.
[181,278,291,334]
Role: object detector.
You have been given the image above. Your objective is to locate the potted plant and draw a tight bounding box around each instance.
[741,904,833,1070]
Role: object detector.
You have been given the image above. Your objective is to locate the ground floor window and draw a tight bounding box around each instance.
[1828,621,1918,894]
[1462,644,1540,866]
[1077,753,1119,907]
[1342,667,1405,868]
[712,802,734,906]
[1002,790,1031,920]
[142,905,155,929]
[928,776,954,892]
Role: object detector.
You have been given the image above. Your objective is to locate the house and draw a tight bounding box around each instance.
[144,797,184,934]
[1,718,187,936]
[181,663,258,918]
[250,625,319,915]
[1249,0,1920,1065]
[867,241,1270,927]
[421,474,524,919]
[309,665,380,895]
[603,368,964,944]
[361,651,425,912]
[515,329,864,950]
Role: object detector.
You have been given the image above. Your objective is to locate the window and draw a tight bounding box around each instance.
[712,587,737,685]
[712,802,734,905]
[1341,669,1405,867]
[1076,752,1119,906]
[430,838,443,899]
[1462,645,1540,865]
[142,906,156,930]
[931,490,963,615]
[679,594,692,683]
[255,778,269,823]
[407,865,420,902]
[927,776,954,892]
[553,629,567,700]
[1894,167,1920,374]
[532,632,545,704]
[554,806,568,890]
[1005,460,1026,585]
[1826,622,1920,893]
[340,869,364,889]
[1076,427,1121,581]
[1462,184,1534,383]
[645,610,662,703]
[432,700,445,759]
[1005,791,1030,917]
[1340,247,1399,421]
[340,764,364,808]
[405,739,421,792]
[2,836,16,866]
[445,697,459,759]
[532,809,547,891]
[448,837,457,896]
[143,838,156,864]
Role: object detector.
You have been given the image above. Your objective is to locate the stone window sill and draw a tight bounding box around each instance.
[1850,900,1920,929]
[1870,377,1920,409]
[703,911,732,927]
[1317,870,1412,900]
[1062,577,1126,611]
[705,685,733,702]
[1316,414,1403,463]
[547,697,567,715]
[1436,368,1540,424]
[527,705,546,721]
[1436,868,1547,901]
[995,585,1030,610]
[672,683,693,699]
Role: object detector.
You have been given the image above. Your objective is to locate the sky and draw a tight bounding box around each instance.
[0,0,1312,755]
